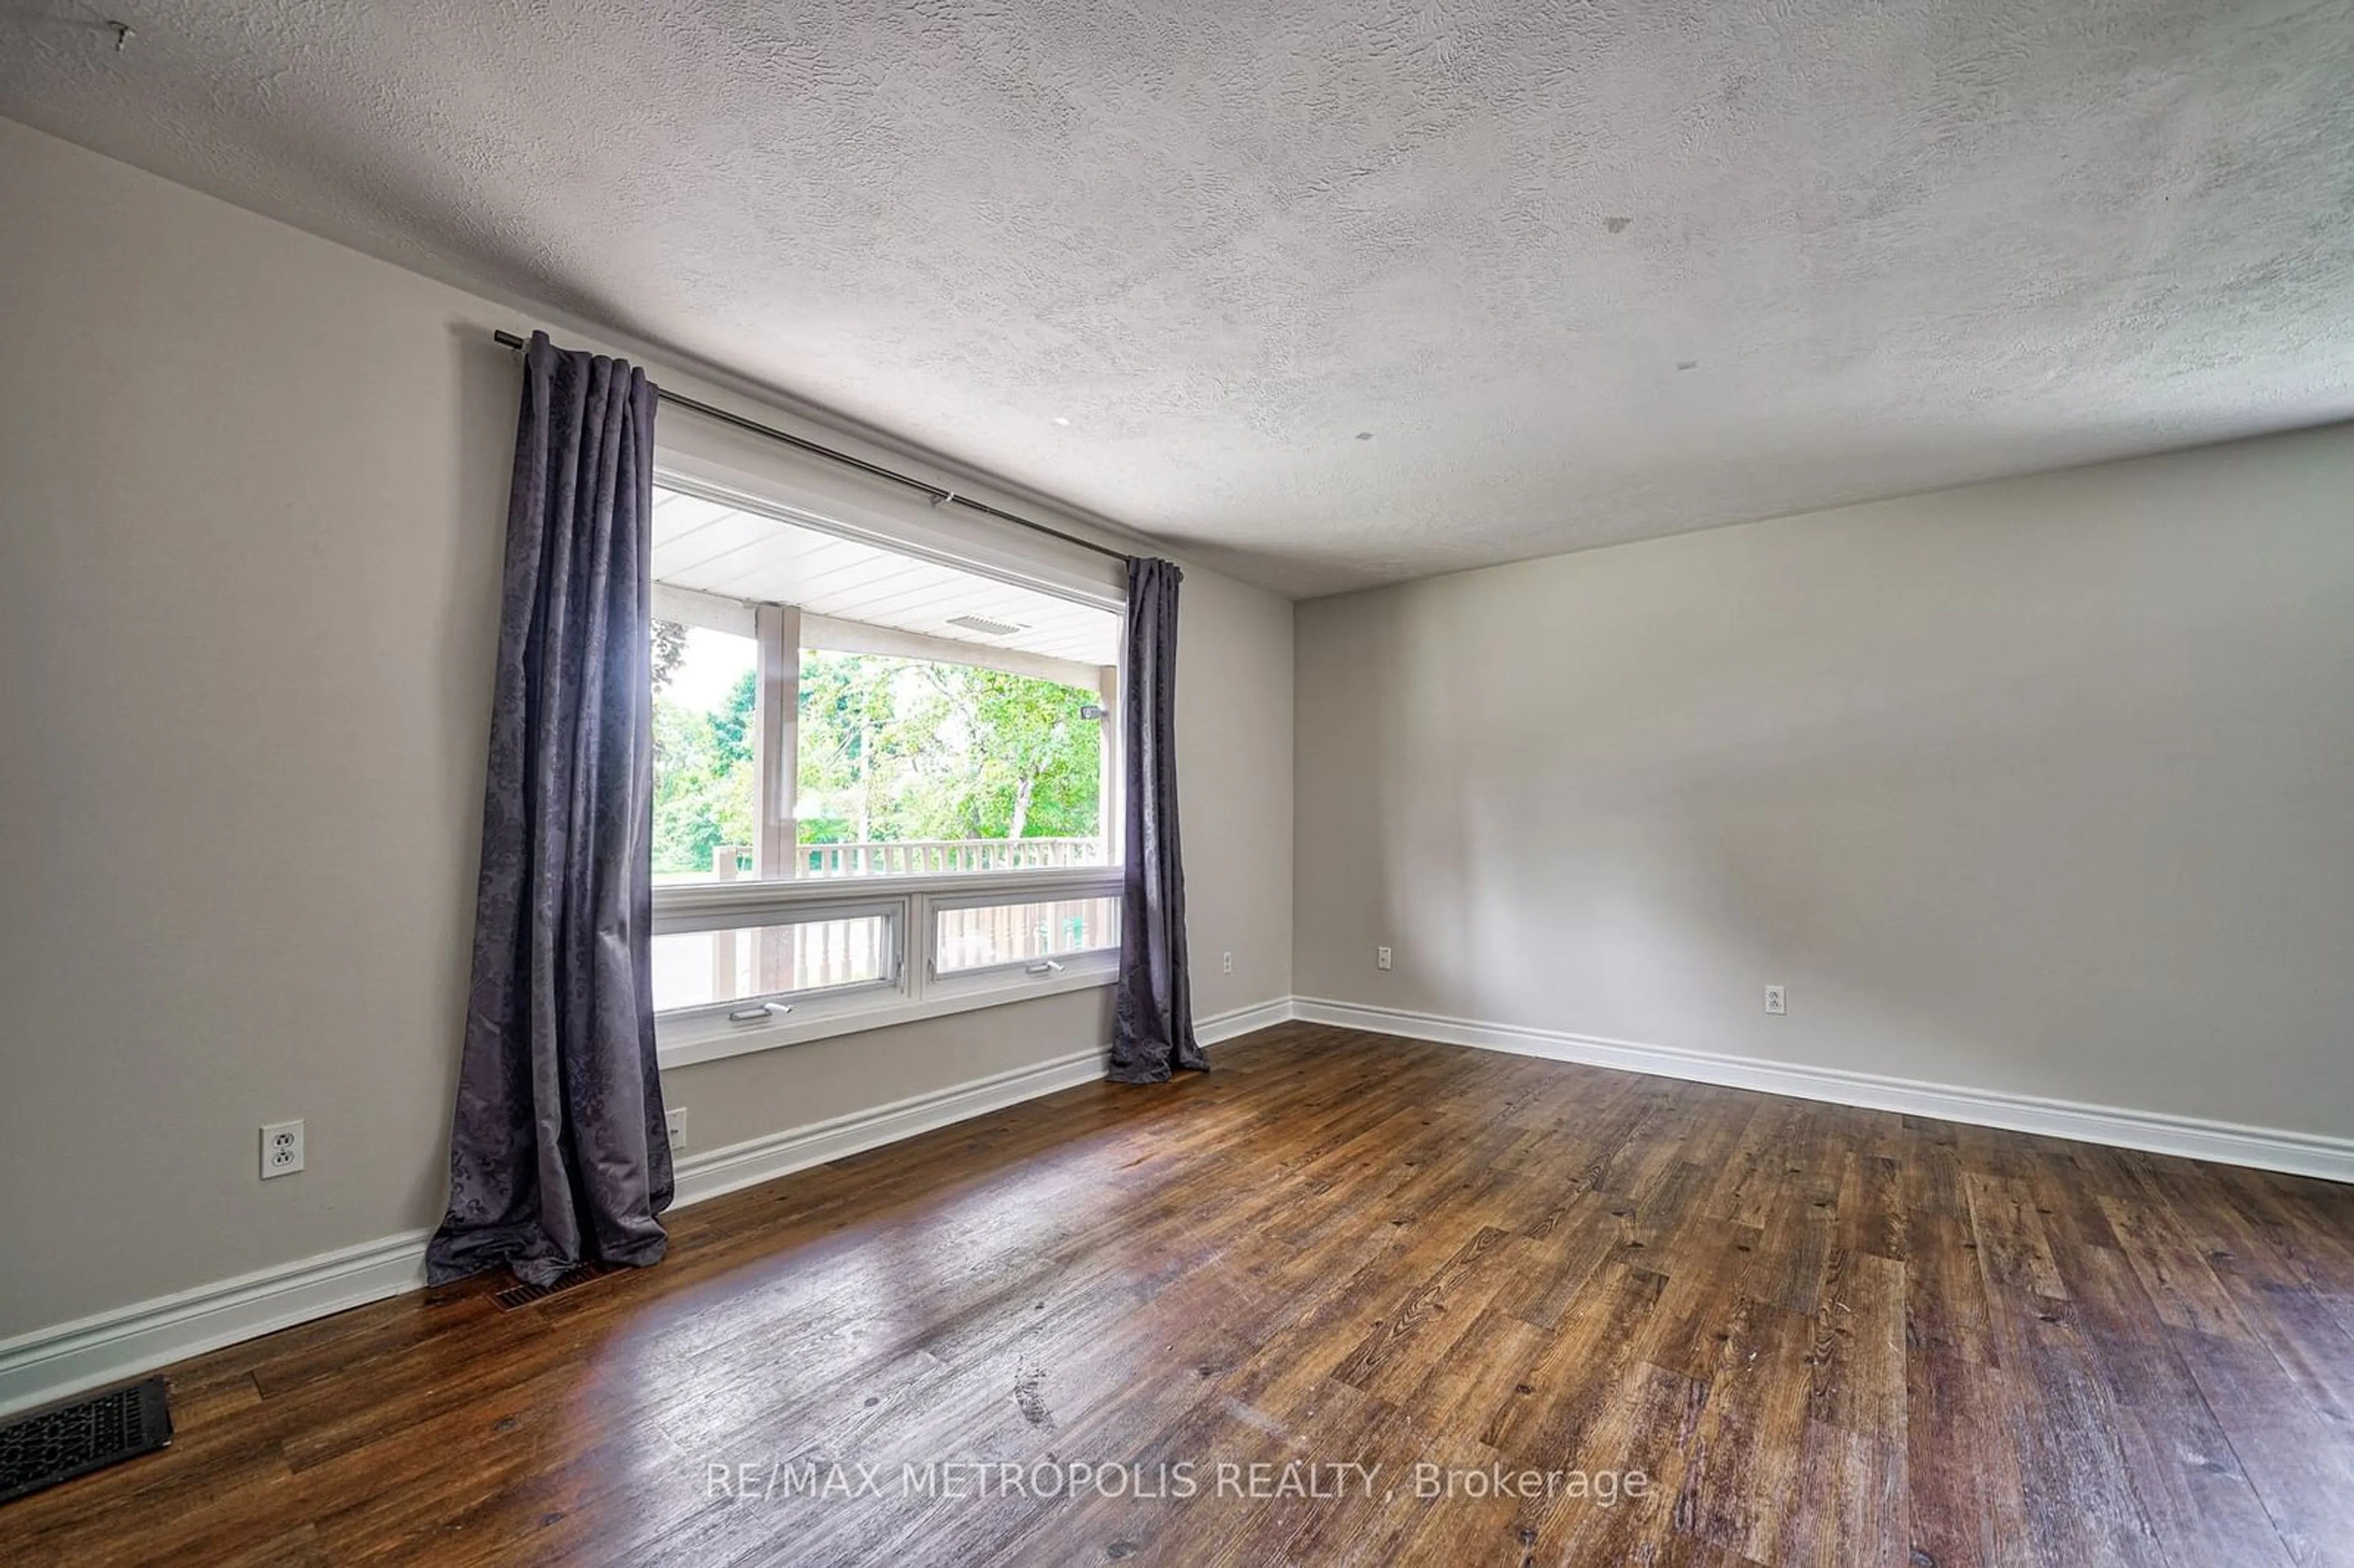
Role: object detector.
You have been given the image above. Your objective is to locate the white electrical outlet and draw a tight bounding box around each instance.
[261,1120,304,1179]
[1222,950,1233,975]
[666,1106,689,1150]
[1765,984,1786,1016]
[1376,946,1393,971]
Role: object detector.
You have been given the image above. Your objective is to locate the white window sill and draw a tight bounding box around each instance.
[655,954,1116,1070]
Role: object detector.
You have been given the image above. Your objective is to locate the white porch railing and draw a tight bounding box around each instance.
[712,837,1107,880]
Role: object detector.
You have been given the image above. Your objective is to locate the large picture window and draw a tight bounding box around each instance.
[646,475,1124,1063]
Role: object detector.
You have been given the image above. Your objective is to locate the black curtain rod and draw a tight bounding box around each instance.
[492,329,1130,563]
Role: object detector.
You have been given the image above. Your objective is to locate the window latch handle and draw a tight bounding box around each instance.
[1025,961,1065,977]
[727,1001,794,1023]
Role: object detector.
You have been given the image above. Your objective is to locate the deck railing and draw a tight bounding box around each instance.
[710,837,1107,880]
[796,836,1105,877]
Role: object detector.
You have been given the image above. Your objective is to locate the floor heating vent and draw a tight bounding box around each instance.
[0,1377,173,1506]
[492,1263,623,1312]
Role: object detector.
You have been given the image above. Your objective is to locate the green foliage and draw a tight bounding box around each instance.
[652,649,1102,873]
[795,652,1101,843]
[650,667,756,875]
[650,618,688,691]
[709,667,755,771]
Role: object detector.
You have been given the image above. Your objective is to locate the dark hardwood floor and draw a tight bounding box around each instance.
[9,1023,2354,1566]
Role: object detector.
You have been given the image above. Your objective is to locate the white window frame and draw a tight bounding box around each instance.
[650,895,905,1031]
[653,870,1122,1068]
[924,881,1123,992]
[647,455,1126,1070]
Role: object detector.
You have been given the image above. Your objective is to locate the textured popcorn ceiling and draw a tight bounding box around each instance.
[4,1,2351,595]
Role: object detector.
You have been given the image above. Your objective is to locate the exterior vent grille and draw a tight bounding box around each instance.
[946,614,1027,637]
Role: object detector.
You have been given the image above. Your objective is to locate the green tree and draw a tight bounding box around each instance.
[796,651,910,842]
[655,648,1102,870]
[650,670,756,876]
[709,668,755,771]
[794,652,1100,844]
[894,666,1097,839]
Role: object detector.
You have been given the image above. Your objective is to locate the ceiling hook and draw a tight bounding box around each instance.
[110,20,133,51]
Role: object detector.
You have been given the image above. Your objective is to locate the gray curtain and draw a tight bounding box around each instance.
[1108,557,1207,1083]
[427,331,672,1287]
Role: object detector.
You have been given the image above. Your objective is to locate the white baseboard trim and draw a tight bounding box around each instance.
[0,996,1300,1418]
[14,991,2336,1420]
[1291,995,2354,1186]
[671,995,1292,1206]
[669,1044,1108,1207]
[1197,995,1298,1046]
[0,1228,432,1420]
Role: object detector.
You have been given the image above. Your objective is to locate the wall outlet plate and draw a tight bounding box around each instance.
[1222,950,1233,974]
[261,1120,304,1179]
[1765,984,1786,1016]
[1376,946,1393,971]
[665,1106,689,1150]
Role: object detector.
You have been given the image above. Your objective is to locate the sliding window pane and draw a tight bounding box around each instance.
[933,897,1118,975]
[651,913,889,1013]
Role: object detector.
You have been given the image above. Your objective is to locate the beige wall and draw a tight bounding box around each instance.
[0,118,1292,1336]
[1296,424,2354,1138]
[1172,565,1297,1023]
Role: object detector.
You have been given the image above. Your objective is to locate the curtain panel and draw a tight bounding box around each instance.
[427,332,672,1287]
[1107,557,1206,1084]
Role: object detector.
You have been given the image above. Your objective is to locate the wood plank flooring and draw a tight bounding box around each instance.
[8,1022,2354,1566]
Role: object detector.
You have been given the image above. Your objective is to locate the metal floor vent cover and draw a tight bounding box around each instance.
[0,1377,173,1506]
[492,1262,622,1311]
